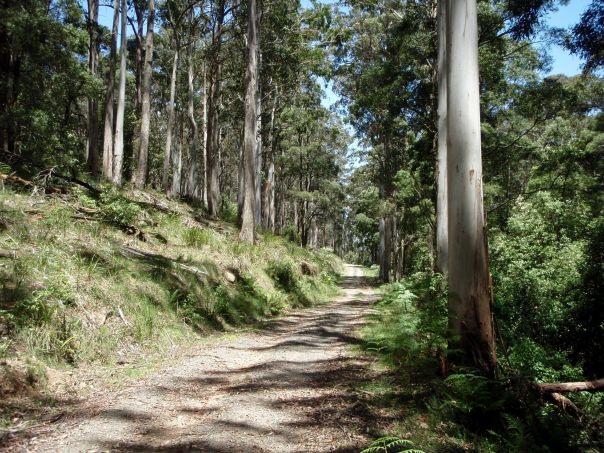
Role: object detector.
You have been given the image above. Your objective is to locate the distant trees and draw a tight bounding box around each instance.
[0,0,348,250]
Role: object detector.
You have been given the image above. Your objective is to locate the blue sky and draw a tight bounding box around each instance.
[544,0,590,75]
[95,0,591,109]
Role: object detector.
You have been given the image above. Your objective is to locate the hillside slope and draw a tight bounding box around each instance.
[0,182,342,431]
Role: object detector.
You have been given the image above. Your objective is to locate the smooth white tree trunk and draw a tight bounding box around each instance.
[436,0,448,276]
[446,0,496,373]
[112,0,127,186]
[102,0,119,180]
[186,31,201,200]
[162,47,179,194]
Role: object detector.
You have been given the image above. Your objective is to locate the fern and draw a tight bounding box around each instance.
[0,161,12,175]
[361,436,424,453]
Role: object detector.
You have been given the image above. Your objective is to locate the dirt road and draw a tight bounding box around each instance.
[8,265,381,452]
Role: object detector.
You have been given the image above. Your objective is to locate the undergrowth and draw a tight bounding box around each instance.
[0,186,342,389]
[360,274,603,453]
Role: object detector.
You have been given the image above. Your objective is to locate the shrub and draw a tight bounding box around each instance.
[267,259,299,293]
[98,190,141,226]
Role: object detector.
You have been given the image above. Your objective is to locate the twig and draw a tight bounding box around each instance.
[117,306,130,326]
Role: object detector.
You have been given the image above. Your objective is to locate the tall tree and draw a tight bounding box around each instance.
[435,0,448,276]
[162,45,179,194]
[240,0,259,243]
[185,6,201,200]
[446,0,496,374]
[133,0,155,188]
[112,0,128,186]
[206,0,226,217]
[86,0,100,175]
[102,0,120,180]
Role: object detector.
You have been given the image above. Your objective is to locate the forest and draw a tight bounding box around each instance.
[0,0,603,451]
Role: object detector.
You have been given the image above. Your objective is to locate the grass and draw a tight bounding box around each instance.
[0,185,343,411]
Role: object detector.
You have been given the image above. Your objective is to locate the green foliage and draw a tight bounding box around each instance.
[361,437,424,453]
[267,259,299,293]
[363,275,447,367]
[182,228,212,247]
[98,191,142,226]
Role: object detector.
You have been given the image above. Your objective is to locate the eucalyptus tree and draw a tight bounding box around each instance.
[133,0,156,188]
[102,0,120,180]
[435,0,447,276]
[86,0,100,175]
[239,0,259,243]
[112,0,128,186]
[206,0,227,217]
[445,0,496,374]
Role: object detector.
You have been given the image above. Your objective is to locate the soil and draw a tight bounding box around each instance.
[2,265,388,453]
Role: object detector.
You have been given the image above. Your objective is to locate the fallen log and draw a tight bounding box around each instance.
[41,168,101,196]
[529,377,604,418]
[534,378,604,394]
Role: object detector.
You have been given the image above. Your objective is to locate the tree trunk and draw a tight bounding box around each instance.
[112,0,127,186]
[101,0,119,180]
[379,217,391,283]
[86,0,99,175]
[446,0,496,374]
[239,0,258,243]
[263,87,277,232]
[133,2,144,110]
[202,62,208,207]
[185,24,201,200]
[436,0,448,276]
[133,0,154,188]
[206,0,225,218]
[162,46,179,194]
[172,114,184,196]
[254,53,263,227]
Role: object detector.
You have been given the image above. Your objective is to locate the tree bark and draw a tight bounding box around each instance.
[202,61,208,207]
[206,0,225,218]
[534,378,604,394]
[239,0,259,243]
[185,21,201,201]
[263,86,277,232]
[112,0,127,187]
[436,0,448,276]
[86,0,100,175]
[102,0,119,180]
[172,114,184,196]
[254,52,263,226]
[446,0,496,374]
[133,0,155,188]
[162,46,179,194]
[133,2,144,110]
[379,217,391,283]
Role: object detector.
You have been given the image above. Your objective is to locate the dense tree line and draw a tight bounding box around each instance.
[1,0,603,444]
[0,0,349,247]
[332,0,604,437]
